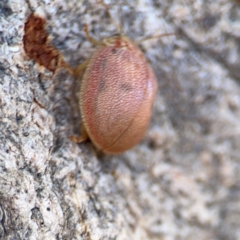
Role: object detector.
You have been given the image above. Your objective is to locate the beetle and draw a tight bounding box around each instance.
[70,2,161,154]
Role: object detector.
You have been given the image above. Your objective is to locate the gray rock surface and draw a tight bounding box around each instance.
[0,0,240,239]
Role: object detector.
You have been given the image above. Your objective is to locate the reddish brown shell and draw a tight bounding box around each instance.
[79,36,157,154]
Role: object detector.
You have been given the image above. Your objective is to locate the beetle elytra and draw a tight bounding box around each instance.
[70,2,160,154]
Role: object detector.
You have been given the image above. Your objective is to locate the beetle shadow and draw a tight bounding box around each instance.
[49,68,83,149]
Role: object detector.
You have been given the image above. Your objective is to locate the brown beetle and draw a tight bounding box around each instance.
[70,4,160,154]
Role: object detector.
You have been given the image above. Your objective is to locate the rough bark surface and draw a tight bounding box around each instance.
[1,0,240,239]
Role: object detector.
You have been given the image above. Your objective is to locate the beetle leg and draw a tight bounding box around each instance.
[73,60,89,78]
[69,124,88,143]
[69,135,87,143]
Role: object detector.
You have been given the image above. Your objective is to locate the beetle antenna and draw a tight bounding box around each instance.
[119,6,124,35]
[96,0,121,34]
[84,24,103,45]
[136,32,176,44]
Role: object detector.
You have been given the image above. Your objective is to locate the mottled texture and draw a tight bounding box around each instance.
[0,0,240,240]
[80,36,157,154]
[23,13,68,73]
